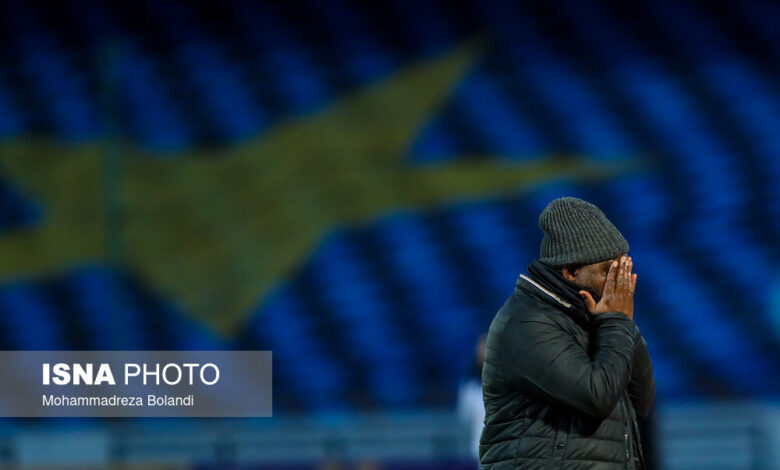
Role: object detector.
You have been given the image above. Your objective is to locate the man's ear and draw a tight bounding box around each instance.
[561,265,578,282]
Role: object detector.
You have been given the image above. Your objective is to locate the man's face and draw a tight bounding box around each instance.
[562,256,621,302]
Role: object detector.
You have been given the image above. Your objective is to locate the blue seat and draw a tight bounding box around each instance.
[0,74,26,137]
[119,47,192,150]
[305,0,396,83]
[68,266,143,349]
[0,282,62,349]
[0,177,41,234]
[458,72,546,158]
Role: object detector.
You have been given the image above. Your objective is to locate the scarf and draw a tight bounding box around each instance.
[525,259,592,324]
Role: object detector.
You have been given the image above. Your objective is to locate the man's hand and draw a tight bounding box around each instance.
[580,255,636,319]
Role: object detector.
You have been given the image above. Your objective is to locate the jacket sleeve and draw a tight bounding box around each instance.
[501,311,639,419]
[628,332,655,419]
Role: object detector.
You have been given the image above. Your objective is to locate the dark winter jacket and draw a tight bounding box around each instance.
[480,267,655,469]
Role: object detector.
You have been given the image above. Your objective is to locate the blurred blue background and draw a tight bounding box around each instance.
[0,0,778,468]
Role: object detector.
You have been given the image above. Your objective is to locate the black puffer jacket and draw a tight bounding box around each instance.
[480,272,655,469]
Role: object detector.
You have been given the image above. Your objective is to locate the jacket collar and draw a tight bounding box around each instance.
[515,262,592,327]
[516,274,572,309]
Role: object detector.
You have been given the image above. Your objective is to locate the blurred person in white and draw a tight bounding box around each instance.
[458,334,487,467]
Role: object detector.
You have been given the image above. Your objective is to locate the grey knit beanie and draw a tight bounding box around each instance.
[539,197,629,267]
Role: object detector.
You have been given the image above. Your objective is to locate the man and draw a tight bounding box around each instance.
[480,197,655,469]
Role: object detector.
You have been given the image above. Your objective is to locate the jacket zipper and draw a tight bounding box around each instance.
[621,398,632,469]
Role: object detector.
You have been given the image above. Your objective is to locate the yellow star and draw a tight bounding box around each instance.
[0,40,633,336]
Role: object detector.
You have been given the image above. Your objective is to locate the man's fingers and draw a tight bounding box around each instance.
[617,255,629,290]
[605,259,618,294]
[579,290,597,312]
[624,257,633,287]
[630,273,637,294]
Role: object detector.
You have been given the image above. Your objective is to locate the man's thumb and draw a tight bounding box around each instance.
[579,290,596,312]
